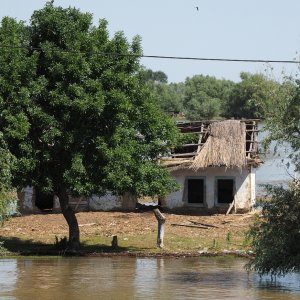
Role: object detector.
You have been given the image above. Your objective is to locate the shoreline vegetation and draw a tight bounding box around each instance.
[0,210,257,258]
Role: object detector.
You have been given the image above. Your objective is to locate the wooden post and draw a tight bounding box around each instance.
[111,235,118,249]
[74,196,84,212]
[226,195,236,215]
[153,208,166,248]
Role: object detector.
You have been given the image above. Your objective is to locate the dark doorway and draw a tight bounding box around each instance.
[217,179,234,204]
[35,188,54,211]
[187,178,205,204]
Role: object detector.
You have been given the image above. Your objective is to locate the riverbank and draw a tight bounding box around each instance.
[0,210,256,257]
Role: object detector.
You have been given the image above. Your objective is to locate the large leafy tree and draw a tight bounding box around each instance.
[224,72,279,119]
[156,82,185,114]
[139,68,185,114]
[0,2,178,250]
[138,68,168,84]
[247,75,300,275]
[183,75,234,120]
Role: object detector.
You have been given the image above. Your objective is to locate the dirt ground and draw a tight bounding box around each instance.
[0,210,257,255]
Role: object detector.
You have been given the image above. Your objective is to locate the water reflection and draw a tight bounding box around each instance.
[0,257,299,300]
[255,272,300,293]
[0,259,17,297]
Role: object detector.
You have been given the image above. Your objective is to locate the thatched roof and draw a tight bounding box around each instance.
[160,119,262,170]
[190,120,246,170]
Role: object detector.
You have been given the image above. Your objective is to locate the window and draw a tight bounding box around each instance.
[186,178,205,204]
[216,178,234,204]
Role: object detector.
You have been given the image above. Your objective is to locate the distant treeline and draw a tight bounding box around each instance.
[139,68,287,120]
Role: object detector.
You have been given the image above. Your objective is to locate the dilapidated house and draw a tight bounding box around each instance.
[18,119,261,214]
[159,119,262,213]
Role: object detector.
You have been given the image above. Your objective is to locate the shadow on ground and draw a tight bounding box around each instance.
[0,236,142,256]
[136,205,229,216]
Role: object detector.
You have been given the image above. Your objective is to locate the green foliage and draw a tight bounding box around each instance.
[247,72,300,275]
[154,82,185,114]
[261,76,299,159]
[226,231,232,244]
[139,68,185,114]
[183,75,234,120]
[138,70,284,121]
[139,68,168,84]
[177,132,200,145]
[0,241,8,255]
[0,2,179,200]
[225,72,279,119]
[0,133,15,223]
[247,184,300,275]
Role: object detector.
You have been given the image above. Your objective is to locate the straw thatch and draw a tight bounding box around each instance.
[190,120,246,170]
[160,158,193,171]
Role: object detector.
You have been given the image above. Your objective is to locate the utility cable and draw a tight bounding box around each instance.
[0,44,299,64]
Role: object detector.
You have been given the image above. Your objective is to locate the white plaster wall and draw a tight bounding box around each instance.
[53,196,60,212]
[232,167,251,209]
[22,186,34,210]
[250,166,256,206]
[165,167,252,210]
[88,193,122,211]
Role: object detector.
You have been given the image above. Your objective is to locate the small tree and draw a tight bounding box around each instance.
[247,183,300,275]
[0,2,178,250]
[247,73,300,275]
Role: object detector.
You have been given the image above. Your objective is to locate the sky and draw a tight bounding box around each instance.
[1,0,300,83]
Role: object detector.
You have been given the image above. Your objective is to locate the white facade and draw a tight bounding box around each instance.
[161,166,255,211]
[88,192,136,211]
[17,186,39,214]
[18,188,136,213]
[18,167,256,213]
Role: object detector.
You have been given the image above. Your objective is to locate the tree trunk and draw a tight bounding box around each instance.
[57,188,80,251]
[153,208,166,248]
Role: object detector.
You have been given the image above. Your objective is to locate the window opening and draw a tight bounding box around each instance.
[217,179,234,204]
[187,178,204,204]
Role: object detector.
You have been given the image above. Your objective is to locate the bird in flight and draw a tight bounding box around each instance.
[196,6,199,11]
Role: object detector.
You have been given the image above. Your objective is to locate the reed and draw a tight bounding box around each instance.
[190,120,246,170]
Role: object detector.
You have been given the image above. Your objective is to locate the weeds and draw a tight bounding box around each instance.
[54,236,68,250]
[0,240,8,255]
[226,231,232,244]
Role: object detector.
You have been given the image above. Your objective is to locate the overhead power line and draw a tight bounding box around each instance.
[0,44,299,64]
[141,55,300,64]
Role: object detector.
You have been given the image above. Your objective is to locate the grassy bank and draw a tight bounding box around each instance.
[0,211,255,257]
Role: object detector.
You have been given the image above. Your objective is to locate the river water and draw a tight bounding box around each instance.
[255,126,297,197]
[0,257,299,300]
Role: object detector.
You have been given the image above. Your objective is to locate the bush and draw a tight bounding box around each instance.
[247,182,300,275]
[0,190,17,225]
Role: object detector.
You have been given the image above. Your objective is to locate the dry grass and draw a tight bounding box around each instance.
[191,120,246,170]
[0,211,255,255]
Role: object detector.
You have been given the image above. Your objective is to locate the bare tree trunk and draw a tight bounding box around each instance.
[57,188,80,251]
